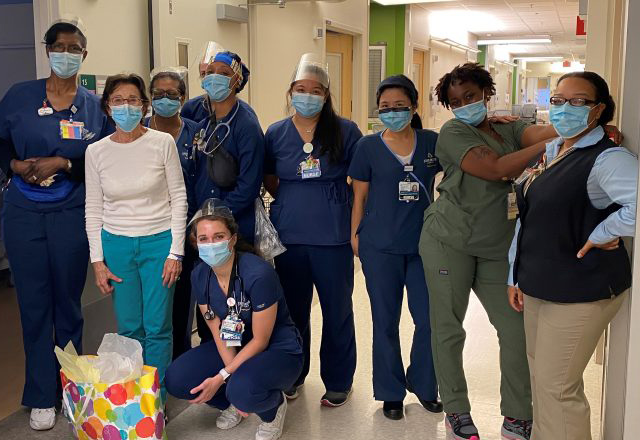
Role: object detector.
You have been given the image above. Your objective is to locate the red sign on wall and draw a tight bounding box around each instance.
[577,16,586,36]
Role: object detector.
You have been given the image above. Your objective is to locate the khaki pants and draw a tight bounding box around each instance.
[524,292,627,440]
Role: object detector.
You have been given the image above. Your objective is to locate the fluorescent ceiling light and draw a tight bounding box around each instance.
[478,38,552,45]
[429,10,503,34]
[373,0,455,5]
[513,56,563,61]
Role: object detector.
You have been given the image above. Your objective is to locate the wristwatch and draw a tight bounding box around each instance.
[219,368,231,382]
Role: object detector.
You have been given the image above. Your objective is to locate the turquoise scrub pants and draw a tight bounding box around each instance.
[102,229,174,403]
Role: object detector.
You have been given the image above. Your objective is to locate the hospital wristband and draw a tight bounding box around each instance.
[167,253,184,262]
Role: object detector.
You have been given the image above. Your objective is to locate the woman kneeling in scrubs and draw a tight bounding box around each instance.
[349,75,442,420]
[508,72,636,440]
[165,199,303,440]
[146,67,199,359]
[263,53,362,406]
[0,17,112,431]
[85,73,188,404]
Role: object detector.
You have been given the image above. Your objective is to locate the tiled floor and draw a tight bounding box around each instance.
[0,261,603,439]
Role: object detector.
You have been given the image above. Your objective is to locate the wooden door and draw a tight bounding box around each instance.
[326,31,353,119]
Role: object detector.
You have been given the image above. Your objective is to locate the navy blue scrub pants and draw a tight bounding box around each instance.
[359,244,438,402]
[165,341,303,421]
[3,203,88,408]
[172,245,197,359]
[274,244,356,392]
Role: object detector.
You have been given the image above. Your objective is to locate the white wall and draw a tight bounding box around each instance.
[407,5,479,129]
[58,0,150,78]
[152,0,249,101]
[249,0,369,130]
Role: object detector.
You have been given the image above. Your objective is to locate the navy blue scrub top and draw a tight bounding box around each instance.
[0,79,112,211]
[144,116,198,178]
[192,253,303,354]
[348,129,441,254]
[264,117,363,246]
[189,100,265,241]
[181,94,258,124]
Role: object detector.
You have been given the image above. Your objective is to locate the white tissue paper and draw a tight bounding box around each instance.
[94,333,144,383]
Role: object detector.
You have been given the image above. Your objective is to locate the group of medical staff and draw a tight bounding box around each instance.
[0,15,636,440]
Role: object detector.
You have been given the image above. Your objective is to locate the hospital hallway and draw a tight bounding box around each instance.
[0,261,604,439]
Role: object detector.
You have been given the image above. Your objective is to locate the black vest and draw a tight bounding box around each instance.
[514,135,632,303]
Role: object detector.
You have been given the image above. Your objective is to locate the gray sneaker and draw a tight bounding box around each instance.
[320,389,352,407]
[501,417,532,440]
[445,412,480,440]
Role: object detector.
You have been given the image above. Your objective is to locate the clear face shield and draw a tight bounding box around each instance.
[189,198,234,227]
[291,53,330,89]
[195,41,226,79]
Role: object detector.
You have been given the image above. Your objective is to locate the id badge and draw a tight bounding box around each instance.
[299,156,321,179]
[399,180,419,202]
[507,188,519,220]
[60,120,84,140]
[220,314,244,347]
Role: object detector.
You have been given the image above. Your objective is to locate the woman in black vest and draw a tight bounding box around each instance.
[508,71,637,440]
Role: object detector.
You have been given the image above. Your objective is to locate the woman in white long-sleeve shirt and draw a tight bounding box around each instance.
[85,73,188,403]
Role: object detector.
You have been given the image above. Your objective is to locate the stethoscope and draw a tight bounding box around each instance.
[196,100,240,158]
[203,254,246,321]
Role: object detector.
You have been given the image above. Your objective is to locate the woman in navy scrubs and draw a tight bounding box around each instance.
[190,48,264,344]
[0,17,111,430]
[349,75,442,420]
[165,199,303,440]
[146,67,199,359]
[263,53,362,407]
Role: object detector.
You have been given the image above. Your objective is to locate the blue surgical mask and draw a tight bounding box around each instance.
[379,107,412,132]
[291,93,324,118]
[152,97,181,118]
[550,103,592,139]
[452,97,487,126]
[110,104,143,133]
[49,52,83,79]
[202,74,232,102]
[198,240,232,268]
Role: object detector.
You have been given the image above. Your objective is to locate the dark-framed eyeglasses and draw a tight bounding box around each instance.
[550,96,597,107]
[151,89,182,100]
[48,43,85,55]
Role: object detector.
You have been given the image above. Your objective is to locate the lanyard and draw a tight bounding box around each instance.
[379,130,432,204]
[204,255,245,320]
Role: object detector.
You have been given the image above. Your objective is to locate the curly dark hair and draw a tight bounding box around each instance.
[557,71,616,126]
[435,63,496,109]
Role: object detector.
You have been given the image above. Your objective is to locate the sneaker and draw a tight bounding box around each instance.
[320,389,352,407]
[255,395,287,440]
[445,412,480,440]
[216,405,243,430]
[284,384,303,400]
[501,417,532,440]
[30,407,56,431]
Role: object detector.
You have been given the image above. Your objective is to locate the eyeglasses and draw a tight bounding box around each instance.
[550,96,597,107]
[151,89,182,100]
[48,43,85,55]
[109,97,146,106]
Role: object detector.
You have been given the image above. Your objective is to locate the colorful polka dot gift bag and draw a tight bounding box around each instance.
[60,365,166,440]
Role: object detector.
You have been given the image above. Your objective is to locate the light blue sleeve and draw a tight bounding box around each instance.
[587,147,638,244]
[507,218,520,286]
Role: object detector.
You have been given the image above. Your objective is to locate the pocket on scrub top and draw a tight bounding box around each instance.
[328,201,351,243]
[422,198,472,250]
